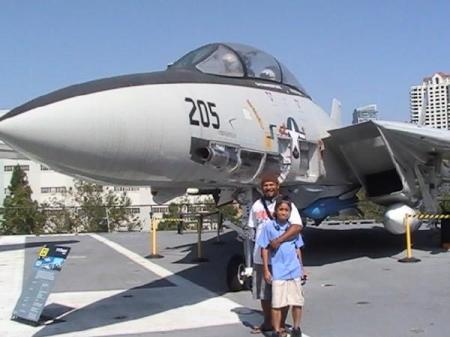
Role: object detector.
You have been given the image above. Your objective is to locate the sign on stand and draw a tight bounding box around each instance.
[11,245,71,326]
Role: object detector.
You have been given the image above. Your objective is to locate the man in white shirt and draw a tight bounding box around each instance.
[248,174,303,333]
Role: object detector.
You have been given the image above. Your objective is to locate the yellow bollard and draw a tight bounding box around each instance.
[146,218,163,259]
[152,218,157,255]
[398,214,420,263]
[405,215,413,259]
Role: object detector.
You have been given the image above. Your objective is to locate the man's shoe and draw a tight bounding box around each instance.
[291,327,302,337]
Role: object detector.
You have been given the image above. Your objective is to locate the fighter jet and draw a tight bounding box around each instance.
[1,43,449,287]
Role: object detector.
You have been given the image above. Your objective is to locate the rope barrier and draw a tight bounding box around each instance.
[414,213,450,220]
[146,217,187,259]
[397,211,450,260]
[146,215,212,262]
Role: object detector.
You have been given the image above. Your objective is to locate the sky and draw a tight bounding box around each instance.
[1,1,449,125]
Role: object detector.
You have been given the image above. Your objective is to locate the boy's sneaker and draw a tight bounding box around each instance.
[291,327,302,337]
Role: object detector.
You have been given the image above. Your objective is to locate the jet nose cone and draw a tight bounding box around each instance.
[0,93,157,182]
[0,104,64,164]
[0,69,197,185]
[0,75,170,184]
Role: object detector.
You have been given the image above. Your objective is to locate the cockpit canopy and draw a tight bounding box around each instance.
[171,43,308,95]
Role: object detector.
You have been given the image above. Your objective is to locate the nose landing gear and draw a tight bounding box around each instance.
[224,220,254,292]
[226,254,252,291]
[226,254,247,291]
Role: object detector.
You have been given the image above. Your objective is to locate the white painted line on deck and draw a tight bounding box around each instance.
[0,236,36,337]
[88,234,311,337]
[0,236,25,320]
[89,233,201,289]
[0,234,312,337]
[45,288,251,337]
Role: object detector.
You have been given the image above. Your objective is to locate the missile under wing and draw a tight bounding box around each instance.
[325,119,450,233]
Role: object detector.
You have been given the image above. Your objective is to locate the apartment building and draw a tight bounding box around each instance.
[410,72,450,128]
[352,104,378,124]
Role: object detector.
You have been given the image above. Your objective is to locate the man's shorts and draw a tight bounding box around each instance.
[252,264,271,300]
[272,278,304,308]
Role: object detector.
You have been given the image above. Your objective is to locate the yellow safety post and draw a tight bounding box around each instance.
[152,218,157,255]
[398,214,420,263]
[193,214,208,262]
[146,218,163,259]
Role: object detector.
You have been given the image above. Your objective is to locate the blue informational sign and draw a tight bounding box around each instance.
[11,245,71,326]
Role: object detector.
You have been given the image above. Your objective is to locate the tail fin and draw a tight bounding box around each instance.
[330,98,342,126]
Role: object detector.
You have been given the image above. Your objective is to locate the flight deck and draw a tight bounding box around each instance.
[0,224,449,337]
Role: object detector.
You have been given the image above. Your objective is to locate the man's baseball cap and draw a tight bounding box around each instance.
[260,173,279,185]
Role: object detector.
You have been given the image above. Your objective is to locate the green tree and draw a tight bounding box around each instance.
[69,180,140,232]
[219,202,241,223]
[0,165,44,234]
[104,188,141,231]
[42,180,140,233]
[439,193,450,213]
[158,203,181,230]
[357,190,386,221]
[41,198,79,234]
[157,196,241,231]
[72,180,106,232]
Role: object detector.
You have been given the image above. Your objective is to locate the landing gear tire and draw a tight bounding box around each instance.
[226,254,251,292]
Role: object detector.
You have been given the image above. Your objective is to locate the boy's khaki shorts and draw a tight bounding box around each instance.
[272,278,304,308]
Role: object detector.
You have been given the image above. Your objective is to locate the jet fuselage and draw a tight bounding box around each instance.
[0,69,351,193]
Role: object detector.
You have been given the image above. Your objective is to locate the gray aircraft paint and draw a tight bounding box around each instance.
[1,43,449,233]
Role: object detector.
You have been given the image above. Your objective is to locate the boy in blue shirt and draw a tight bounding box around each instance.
[258,197,304,337]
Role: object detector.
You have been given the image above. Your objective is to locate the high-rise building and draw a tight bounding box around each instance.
[410,72,450,128]
[352,104,378,124]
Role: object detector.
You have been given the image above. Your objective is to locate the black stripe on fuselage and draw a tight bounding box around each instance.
[1,69,311,122]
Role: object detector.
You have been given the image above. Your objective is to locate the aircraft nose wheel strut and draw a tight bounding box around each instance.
[226,254,251,292]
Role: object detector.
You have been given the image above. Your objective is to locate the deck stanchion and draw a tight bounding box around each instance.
[441,215,450,250]
[193,214,208,262]
[214,212,225,245]
[146,217,163,259]
[398,214,420,263]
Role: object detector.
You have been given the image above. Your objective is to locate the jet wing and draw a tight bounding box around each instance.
[325,120,450,210]
[374,120,450,158]
[0,141,29,160]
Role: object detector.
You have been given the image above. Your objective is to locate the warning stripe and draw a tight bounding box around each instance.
[413,214,450,219]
